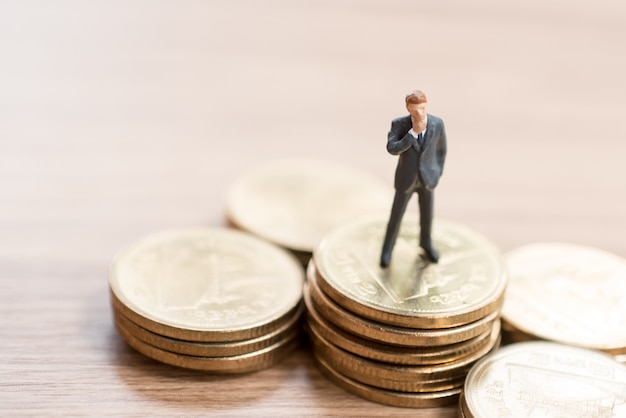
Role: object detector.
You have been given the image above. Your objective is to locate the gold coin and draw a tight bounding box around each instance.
[109,228,304,342]
[464,341,626,417]
[115,316,301,373]
[308,316,500,386]
[306,263,498,347]
[314,216,506,329]
[313,355,462,408]
[306,286,497,365]
[312,351,465,394]
[502,243,626,354]
[113,303,303,357]
[226,159,391,253]
[227,217,312,267]
[458,392,470,418]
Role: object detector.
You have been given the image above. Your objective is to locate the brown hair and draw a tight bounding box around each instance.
[405,90,427,105]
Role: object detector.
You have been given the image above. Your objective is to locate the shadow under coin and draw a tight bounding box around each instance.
[111,330,303,411]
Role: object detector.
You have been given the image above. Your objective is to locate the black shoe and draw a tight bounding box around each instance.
[421,246,439,263]
[380,252,391,268]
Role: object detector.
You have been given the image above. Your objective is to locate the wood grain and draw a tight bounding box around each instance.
[1,1,625,416]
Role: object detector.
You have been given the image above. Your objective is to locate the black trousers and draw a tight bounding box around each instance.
[381,186,434,258]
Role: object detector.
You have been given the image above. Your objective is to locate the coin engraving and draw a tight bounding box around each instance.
[110,229,304,333]
[465,342,626,418]
[503,243,626,351]
[314,217,506,327]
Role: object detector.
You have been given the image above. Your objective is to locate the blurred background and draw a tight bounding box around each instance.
[1,1,625,415]
[2,0,625,263]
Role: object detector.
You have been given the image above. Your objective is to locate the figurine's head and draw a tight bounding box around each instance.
[405,90,427,123]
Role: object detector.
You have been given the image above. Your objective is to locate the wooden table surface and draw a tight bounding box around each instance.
[2,1,625,416]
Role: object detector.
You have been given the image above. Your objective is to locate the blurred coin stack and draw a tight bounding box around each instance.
[459,341,626,417]
[305,217,508,407]
[109,228,305,373]
[225,159,391,266]
[501,243,626,363]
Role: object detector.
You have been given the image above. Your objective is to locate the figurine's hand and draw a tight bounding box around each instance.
[412,120,426,134]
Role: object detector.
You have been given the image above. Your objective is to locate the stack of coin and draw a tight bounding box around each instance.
[460,341,626,417]
[501,243,626,362]
[225,159,392,265]
[109,228,305,373]
[306,217,507,407]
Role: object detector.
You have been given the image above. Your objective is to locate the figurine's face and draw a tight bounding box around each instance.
[407,102,427,122]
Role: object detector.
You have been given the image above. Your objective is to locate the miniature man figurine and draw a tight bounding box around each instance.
[380,90,447,268]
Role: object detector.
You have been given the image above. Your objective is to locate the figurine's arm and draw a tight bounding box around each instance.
[386,119,415,155]
[422,119,447,191]
[437,123,447,174]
